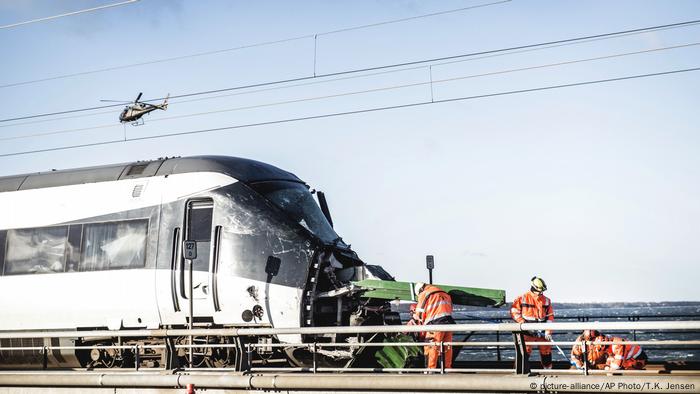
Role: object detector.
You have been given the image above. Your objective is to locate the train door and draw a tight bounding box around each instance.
[175,199,216,322]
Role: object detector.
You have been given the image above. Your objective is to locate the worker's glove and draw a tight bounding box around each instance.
[544,333,553,341]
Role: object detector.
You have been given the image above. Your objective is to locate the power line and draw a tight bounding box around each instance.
[2,18,698,124]
[1,66,696,158]
[5,18,692,131]
[157,41,700,118]
[2,18,682,130]
[0,123,117,142]
[0,0,139,30]
[0,0,509,89]
[5,41,697,142]
[318,0,511,36]
[0,109,114,129]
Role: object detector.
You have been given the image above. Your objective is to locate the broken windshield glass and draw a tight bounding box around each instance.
[250,181,339,244]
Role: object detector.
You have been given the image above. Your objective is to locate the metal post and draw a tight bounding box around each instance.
[439,342,445,374]
[134,345,140,371]
[189,258,194,368]
[311,343,317,374]
[42,345,48,370]
[426,255,434,284]
[496,331,501,361]
[512,332,530,375]
[183,240,197,369]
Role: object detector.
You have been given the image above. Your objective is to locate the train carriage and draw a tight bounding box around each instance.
[0,156,392,369]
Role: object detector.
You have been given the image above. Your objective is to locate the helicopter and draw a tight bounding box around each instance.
[101,92,169,125]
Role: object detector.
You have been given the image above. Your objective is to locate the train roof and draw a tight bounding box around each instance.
[0,156,303,192]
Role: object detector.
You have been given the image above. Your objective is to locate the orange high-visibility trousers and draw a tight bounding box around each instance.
[424,331,453,369]
[523,334,552,368]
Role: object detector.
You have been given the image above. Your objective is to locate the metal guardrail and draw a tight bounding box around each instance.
[0,371,698,393]
[454,313,700,322]
[1,321,698,338]
[0,321,698,375]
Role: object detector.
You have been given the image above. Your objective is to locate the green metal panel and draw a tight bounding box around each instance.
[352,279,505,307]
[374,334,423,369]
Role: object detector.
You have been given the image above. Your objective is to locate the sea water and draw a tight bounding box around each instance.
[405,302,700,362]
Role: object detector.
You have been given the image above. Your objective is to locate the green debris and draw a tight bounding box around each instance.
[374,334,423,369]
[352,279,505,307]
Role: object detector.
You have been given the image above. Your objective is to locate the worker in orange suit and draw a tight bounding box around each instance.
[414,282,455,370]
[597,336,647,370]
[510,276,554,369]
[571,330,608,369]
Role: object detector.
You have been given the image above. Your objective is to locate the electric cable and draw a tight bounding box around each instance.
[0,0,139,30]
[3,41,696,142]
[157,33,700,107]
[4,20,690,131]
[1,66,697,158]
[318,0,511,36]
[0,0,509,89]
[0,18,698,123]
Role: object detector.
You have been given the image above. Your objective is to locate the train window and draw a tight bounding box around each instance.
[79,219,148,271]
[250,181,339,244]
[186,201,213,272]
[4,226,68,275]
[66,225,82,272]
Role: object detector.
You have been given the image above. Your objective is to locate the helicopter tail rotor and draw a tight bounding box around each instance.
[161,93,170,110]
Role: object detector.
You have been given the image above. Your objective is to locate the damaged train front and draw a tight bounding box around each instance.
[242,180,403,368]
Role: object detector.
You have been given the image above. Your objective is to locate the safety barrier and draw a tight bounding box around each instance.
[0,321,698,375]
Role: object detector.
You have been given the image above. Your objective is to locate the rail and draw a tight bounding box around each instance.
[0,321,697,375]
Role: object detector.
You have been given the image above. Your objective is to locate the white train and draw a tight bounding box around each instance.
[0,156,394,369]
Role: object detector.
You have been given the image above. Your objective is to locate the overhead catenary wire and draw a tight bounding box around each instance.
[138,33,700,108]
[5,19,695,131]
[0,0,510,89]
[1,18,698,124]
[0,0,139,30]
[3,41,697,142]
[317,0,511,36]
[1,66,697,158]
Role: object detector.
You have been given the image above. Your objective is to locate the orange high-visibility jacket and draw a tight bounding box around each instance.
[605,337,644,370]
[571,334,608,369]
[510,291,554,324]
[416,284,453,324]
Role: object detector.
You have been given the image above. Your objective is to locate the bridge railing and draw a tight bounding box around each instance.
[447,313,700,362]
[0,321,698,374]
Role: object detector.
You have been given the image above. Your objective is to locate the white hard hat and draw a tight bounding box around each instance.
[414,282,425,297]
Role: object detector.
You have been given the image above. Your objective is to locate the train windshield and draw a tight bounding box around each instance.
[251,181,339,244]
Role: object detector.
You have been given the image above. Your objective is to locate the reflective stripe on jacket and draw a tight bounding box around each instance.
[571,334,609,369]
[416,285,453,324]
[510,291,554,323]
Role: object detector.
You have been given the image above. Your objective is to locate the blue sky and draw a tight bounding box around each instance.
[0,0,698,302]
